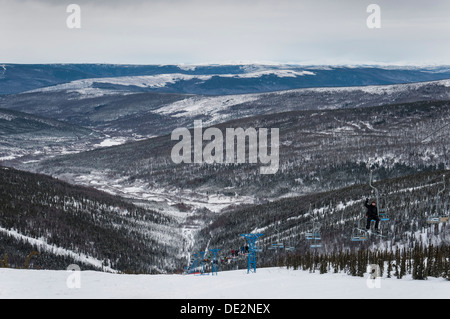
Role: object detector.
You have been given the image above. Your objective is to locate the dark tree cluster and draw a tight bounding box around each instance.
[0,167,187,273]
[280,244,450,280]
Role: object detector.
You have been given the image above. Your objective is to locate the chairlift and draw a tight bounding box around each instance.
[351,218,368,242]
[305,220,322,249]
[267,239,278,250]
[351,227,368,242]
[305,232,321,240]
[268,219,285,250]
[427,217,442,224]
[285,236,296,251]
[369,170,390,221]
[309,238,322,248]
[305,221,321,240]
[269,242,284,249]
[427,175,449,224]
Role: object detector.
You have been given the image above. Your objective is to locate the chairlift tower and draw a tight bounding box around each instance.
[209,248,221,275]
[191,253,199,274]
[199,251,208,274]
[240,233,263,274]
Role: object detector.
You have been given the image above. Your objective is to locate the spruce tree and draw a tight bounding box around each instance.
[386,252,393,279]
[413,245,427,280]
[398,249,407,279]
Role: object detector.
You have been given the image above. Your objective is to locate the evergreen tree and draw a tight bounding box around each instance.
[413,245,427,280]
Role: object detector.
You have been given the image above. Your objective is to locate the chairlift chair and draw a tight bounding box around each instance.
[309,236,322,248]
[268,219,285,249]
[427,175,448,224]
[427,217,442,224]
[269,243,283,249]
[351,227,368,242]
[305,221,321,239]
[266,236,278,250]
[305,232,321,240]
[285,236,295,251]
[351,217,368,242]
[305,221,322,249]
[370,170,390,221]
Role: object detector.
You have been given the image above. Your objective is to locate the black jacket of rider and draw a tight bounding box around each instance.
[365,199,378,218]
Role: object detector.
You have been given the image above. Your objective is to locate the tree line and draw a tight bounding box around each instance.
[276,244,449,280]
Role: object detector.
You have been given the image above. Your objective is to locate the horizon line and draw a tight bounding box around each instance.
[2,62,450,68]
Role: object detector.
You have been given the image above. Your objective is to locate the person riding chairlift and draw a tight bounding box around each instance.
[365,199,380,234]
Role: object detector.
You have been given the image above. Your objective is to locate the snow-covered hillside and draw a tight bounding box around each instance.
[26,70,316,96]
[4,63,450,95]
[0,267,448,299]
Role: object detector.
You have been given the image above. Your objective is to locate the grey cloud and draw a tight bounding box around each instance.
[1,0,449,64]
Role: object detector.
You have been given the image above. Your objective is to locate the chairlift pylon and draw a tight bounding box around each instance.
[240,233,263,274]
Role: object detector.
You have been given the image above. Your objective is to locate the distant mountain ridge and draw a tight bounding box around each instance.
[2,64,450,95]
[2,78,449,141]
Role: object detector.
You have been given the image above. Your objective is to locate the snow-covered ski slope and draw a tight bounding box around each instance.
[1,267,448,299]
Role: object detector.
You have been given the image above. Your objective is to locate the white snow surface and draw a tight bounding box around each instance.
[153,94,260,123]
[1,267,448,299]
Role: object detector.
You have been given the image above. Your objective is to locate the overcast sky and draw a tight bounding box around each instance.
[1,0,449,65]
